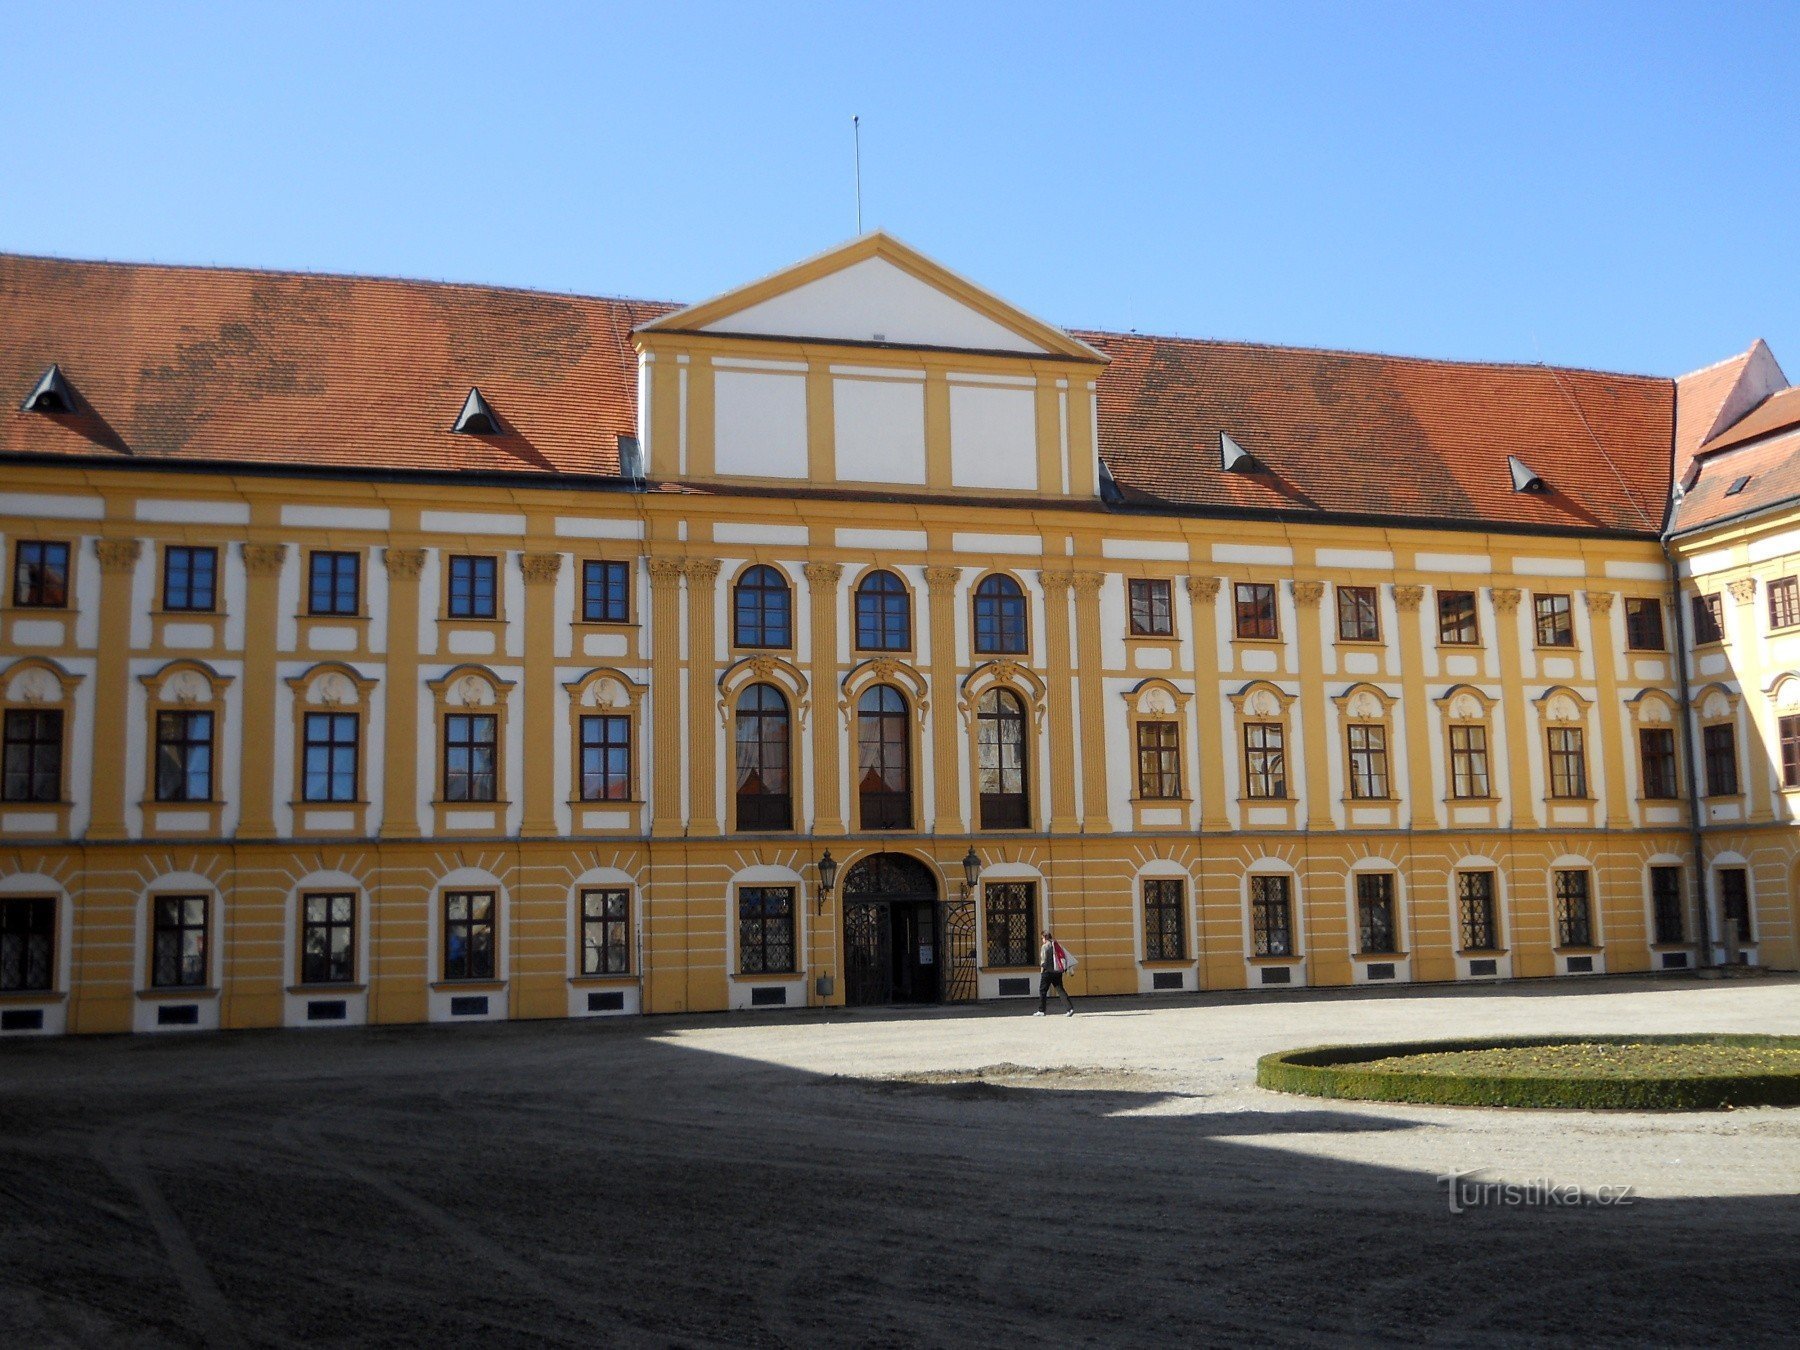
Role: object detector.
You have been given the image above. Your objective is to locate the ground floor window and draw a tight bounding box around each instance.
[151,895,209,988]
[443,890,496,981]
[0,897,54,992]
[1456,872,1497,951]
[1717,869,1752,945]
[1142,878,1185,961]
[1250,875,1293,957]
[1553,870,1593,948]
[301,893,356,984]
[581,888,631,975]
[983,881,1037,967]
[1650,866,1684,945]
[1355,873,1398,954]
[738,886,796,974]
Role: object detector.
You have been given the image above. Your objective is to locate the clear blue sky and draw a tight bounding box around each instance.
[5,3,1796,378]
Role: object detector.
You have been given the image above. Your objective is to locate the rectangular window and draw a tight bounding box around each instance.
[1782,714,1800,789]
[300,893,356,985]
[1438,590,1478,645]
[442,890,496,980]
[1718,868,1752,945]
[1142,878,1186,962]
[1243,722,1287,799]
[0,897,54,992]
[1336,585,1380,642]
[1345,724,1390,799]
[1691,593,1723,645]
[1128,579,1173,637]
[1533,593,1573,647]
[1650,865,1684,946]
[1135,720,1182,799]
[308,551,360,616]
[443,714,497,802]
[1547,726,1587,799]
[161,546,217,612]
[1553,870,1593,948]
[737,885,796,974]
[983,881,1037,968]
[579,714,632,801]
[1770,576,1800,631]
[1624,597,1665,651]
[12,540,70,608]
[302,712,359,803]
[2,708,63,803]
[447,555,498,619]
[581,888,631,975]
[1250,875,1294,958]
[1702,723,1739,797]
[1457,872,1497,951]
[1638,727,1677,799]
[155,710,214,802]
[1448,724,1490,799]
[1355,873,1398,954]
[1233,582,1278,640]
[582,560,631,624]
[151,895,209,988]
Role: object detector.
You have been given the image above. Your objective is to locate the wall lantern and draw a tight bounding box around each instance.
[961,847,982,895]
[815,849,839,912]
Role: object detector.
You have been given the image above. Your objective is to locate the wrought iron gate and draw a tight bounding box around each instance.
[844,901,892,1007]
[940,895,977,1003]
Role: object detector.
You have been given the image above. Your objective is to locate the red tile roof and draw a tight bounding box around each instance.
[1670,430,1800,535]
[1699,384,1800,456]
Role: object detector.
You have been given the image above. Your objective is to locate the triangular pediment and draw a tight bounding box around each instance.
[640,233,1105,363]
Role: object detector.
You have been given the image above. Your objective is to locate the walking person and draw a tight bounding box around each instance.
[1033,929,1076,1016]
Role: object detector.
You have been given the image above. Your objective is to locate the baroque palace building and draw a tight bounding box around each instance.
[0,233,1796,1035]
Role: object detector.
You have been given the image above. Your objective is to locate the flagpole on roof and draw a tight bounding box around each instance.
[853,115,863,235]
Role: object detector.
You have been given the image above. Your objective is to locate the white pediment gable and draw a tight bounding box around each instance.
[699,255,1049,354]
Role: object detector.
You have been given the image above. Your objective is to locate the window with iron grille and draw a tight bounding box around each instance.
[1438,590,1478,645]
[1553,870,1592,948]
[1250,875,1293,957]
[855,570,911,650]
[12,540,70,608]
[302,712,359,803]
[300,893,356,984]
[1783,714,1800,789]
[1143,878,1186,961]
[734,683,792,831]
[579,714,632,801]
[1243,722,1287,799]
[1533,593,1573,647]
[162,546,217,612]
[977,689,1030,829]
[151,895,209,988]
[1234,582,1278,640]
[1355,873,1398,954]
[442,713,497,802]
[1346,723,1389,799]
[582,560,631,624]
[1624,597,1664,651]
[1650,865,1684,946]
[581,888,631,975]
[1702,723,1739,797]
[155,710,214,802]
[738,886,795,974]
[1128,579,1173,637]
[0,897,54,992]
[1547,726,1587,799]
[973,575,1028,654]
[1691,593,1723,644]
[1448,723,1490,799]
[1336,585,1379,642]
[1718,868,1752,945]
[856,685,912,829]
[1135,720,1182,799]
[308,551,360,616]
[447,555,498,619]
[442,890,495,980]
[2,708,62,803]
[1769,576,1800,631]
[983,881,1037,967]
[1638,727,1678,799]
[1457,872,1497,951]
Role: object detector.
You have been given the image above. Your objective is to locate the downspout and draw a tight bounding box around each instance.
[1663,539,1715,968]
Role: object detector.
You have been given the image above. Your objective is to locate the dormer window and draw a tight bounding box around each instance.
[1725,475,1751,497]
[451,387,500,435]
[1508,455,1546,492]
[1220,431,1258,473]
[20,365,74,414]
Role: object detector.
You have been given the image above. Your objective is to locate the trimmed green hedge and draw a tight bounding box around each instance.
[1256,1034,1800,1110]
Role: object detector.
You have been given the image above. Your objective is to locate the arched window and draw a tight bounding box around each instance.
[855,570,911,651]
[857,685,911,829]
[973,575,1028,655]
[977,689,1030,829]
[734,684,792,830]
[734,566,791,649]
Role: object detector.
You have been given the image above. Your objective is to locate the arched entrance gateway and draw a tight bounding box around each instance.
[841,853,977,1006]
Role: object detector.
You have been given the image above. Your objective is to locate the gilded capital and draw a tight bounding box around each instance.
[684,557,723,584]
[241,542,287,577]
[1292,580,1325,607]
[1489,586,1522,614]
[1583,589,1616,613]
[647,556,686,584]
[923,565,961,591]
[383,547,426,579]
[1727,577,1758,606]
[1036,570,1073,594]
[803,561,843,588]
[1184,575,1221,603]
[1392,584,1425,612]
[520,552,563,584]
[1070,570,1105,596]
[94,538,142,573]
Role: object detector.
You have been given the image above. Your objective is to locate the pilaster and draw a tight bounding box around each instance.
[1391,584,1438,832]
[1071,571,1109,829]
[1037,570,1080,832]
[1726,578,1772,823]
[1489,587,1540,832]
[804,562,845,835]
[1292,581,1333,829]
[379,548,426,840]
[86,537,141,841]
[1185,576,1230,834]
[648,556,686,835]
[519,552,562,836]
[1584,590,1634,831]
[685,558,722,834]
[924,565,963,832]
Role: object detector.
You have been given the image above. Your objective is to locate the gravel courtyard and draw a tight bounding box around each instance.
[4,974,1798,1347]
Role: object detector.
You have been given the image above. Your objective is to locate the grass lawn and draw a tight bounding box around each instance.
[1354,1041,1800,1080]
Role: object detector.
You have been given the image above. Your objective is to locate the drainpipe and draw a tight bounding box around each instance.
[1664,539,1715,969]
